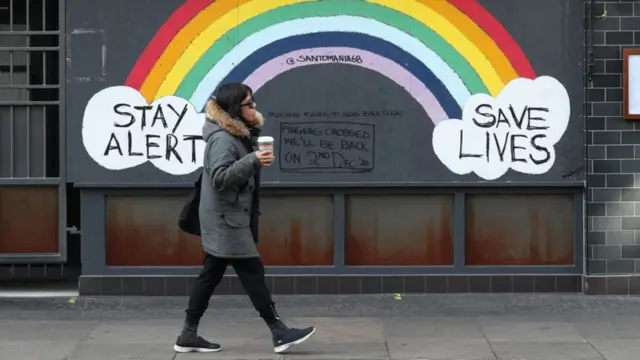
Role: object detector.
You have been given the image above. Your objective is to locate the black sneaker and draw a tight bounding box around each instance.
[173,332,222,353]
[270,321,316,354]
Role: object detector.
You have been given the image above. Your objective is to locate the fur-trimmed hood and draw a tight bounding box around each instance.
[203,99,264,140]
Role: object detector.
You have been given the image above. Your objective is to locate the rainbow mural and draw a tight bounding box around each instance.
[123,0,536,123]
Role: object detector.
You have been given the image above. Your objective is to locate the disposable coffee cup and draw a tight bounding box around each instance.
[257,136,274,152]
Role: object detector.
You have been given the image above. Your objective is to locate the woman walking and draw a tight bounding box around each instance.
[174,83,315,354]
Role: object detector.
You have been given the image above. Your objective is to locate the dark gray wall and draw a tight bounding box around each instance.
[65,0,585,185]
[586,0,640,276]
[66,0,182,184]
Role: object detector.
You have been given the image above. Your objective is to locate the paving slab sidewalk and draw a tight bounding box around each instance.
[1,294,640,360]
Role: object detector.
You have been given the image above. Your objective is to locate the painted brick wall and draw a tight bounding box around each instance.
[587,0,640,275]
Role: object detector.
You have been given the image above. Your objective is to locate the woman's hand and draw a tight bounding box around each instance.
[255,150,275,167]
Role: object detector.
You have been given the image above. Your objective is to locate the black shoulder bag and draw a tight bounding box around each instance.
[178,171,203,236]
[179,135,215,236]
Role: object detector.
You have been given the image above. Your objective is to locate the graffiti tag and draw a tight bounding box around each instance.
[285,54,363,65]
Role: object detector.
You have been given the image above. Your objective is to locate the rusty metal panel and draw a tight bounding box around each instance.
[258,195,334,266]
[0,186,58,253]
[106,194,334,267]
[346,195,454,266]
[466,194,574,266]
[106,195,203,266]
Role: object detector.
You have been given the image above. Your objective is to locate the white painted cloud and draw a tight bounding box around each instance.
[82,86,206,175]
[432,76,570,181]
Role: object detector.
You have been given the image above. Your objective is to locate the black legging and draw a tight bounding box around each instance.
[185,254,275,325]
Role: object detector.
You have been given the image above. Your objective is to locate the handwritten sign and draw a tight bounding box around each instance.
[279,121,375,172]
[432,76,570,180]
[82,86,205,175]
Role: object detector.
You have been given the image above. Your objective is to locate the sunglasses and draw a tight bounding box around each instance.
[241,98,256,108]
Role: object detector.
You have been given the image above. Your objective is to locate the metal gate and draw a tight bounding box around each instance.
[0,0,66,263]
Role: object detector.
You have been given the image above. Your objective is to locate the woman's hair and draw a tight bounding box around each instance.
[214,82,253,120]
